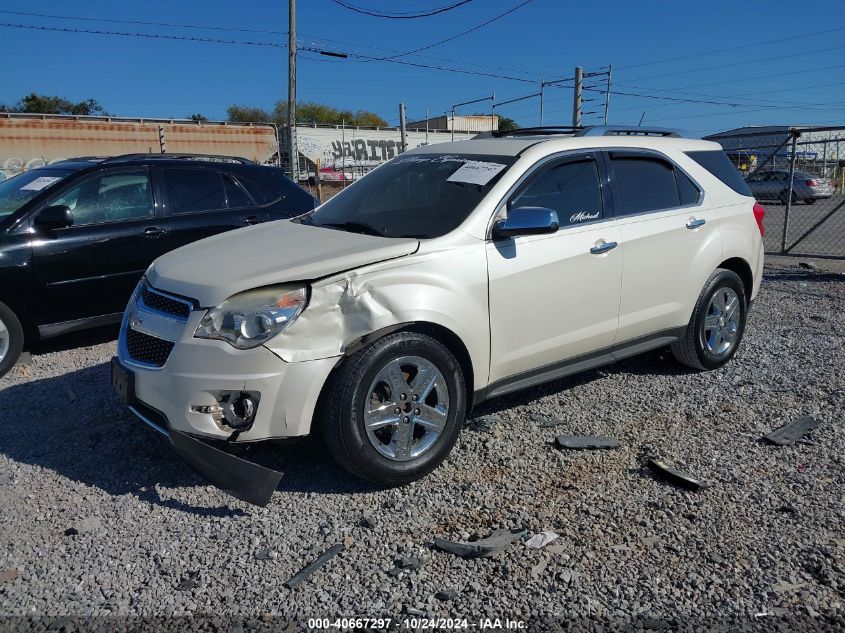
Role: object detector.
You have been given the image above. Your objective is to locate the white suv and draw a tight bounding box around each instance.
[112,126,765,504]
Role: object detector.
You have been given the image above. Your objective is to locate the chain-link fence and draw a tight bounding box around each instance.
[707,126,845,259]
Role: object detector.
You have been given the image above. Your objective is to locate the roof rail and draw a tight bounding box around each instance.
[575,125,691,138]
[484,125,694,140]
[102,153,255,164]
[488,126,583,138]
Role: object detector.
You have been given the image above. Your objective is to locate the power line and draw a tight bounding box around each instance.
[0,21,287,47]
[615,26,845,72]
[0,9,287,36]
[329,0,475,19]
[366,0,534,61]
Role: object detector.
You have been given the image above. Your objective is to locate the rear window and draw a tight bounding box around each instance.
[686,150,753,196]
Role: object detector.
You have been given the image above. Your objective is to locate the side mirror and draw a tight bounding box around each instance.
[35,205,74,230]
[493,206,559,238]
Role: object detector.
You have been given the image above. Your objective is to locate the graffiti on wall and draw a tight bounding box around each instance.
[331,139,407,162]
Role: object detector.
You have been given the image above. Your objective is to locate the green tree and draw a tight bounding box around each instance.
[188,113,209,122]
[498,116,520,132]
[3,93,109,115]
[227,101,388,127]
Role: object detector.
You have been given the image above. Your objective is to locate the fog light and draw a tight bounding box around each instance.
[191,404,224,425]
[222,392,258,431]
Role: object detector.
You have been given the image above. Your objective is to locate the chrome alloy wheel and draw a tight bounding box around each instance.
[364,355,450,462]
[702,287,740,356]
[0,314,9,365]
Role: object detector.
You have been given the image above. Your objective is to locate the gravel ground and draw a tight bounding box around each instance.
[1,261,843,631]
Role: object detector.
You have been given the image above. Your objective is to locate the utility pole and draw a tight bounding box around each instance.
[603,64,612,124]
[288,0,299,181]
[572,66,583,128]
[539,78,545,126]
[399,102,407,152]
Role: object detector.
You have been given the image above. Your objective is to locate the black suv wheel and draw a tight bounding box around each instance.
[0,301,24,379]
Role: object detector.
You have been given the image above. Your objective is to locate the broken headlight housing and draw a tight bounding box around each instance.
[194,285,307,349]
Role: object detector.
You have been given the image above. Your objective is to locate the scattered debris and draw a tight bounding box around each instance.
[284,544,344,589]
[530,560,548,579]
[433,529,526,559]
[771,580,806,594]
[343,536,355,548]
[554,435,619,450]
[0,569,18,584]
[177,570,201,591]
[63,528,79,537]
[647,459,705,491]
[435,590,458,601]
[763,416,820,446]
[534,415,566,428]
[405,607,425,617]
[467,417,497,433]
[524,531,559,549]
[256,547,277,560]
[387,555,421,576]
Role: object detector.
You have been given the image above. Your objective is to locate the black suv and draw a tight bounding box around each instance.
[0,154,317,377]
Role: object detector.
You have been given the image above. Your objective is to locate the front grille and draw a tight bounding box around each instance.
[125,328,175,367]
[140,285,191,321]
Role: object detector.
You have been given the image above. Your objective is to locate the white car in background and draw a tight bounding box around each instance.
[112,125,765,505]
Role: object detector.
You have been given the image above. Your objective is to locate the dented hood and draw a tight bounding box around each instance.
[147,220,419,306]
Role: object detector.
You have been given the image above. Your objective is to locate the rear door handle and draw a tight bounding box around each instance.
[243,215,262,225]
[686,218,706,229]
[590,240,618,255]
[141,226,166,238]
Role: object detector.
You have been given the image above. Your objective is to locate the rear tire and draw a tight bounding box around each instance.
[671,269,747,371]
[0,301,24,379]
[318,331,466,486]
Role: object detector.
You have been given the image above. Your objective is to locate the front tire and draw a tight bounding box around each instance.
[671,269,747,371]
[318,331,466,486]
[0,301,24,379]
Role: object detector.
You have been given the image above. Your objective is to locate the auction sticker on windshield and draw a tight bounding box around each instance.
[447,160,507,186]
[20,176,61,191]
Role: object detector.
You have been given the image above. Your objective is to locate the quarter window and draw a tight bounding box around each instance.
[223,175,254,208]
[510,158,603,227]
[164,169,226,214]
[240,177,281,205]
[50,169,154,225]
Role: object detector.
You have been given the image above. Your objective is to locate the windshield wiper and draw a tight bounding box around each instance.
[315,221,387,237]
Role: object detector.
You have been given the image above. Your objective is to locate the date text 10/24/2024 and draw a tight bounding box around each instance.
[307,618,527,630]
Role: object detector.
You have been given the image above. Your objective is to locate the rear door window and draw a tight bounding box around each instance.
[163,168,226,214]
[685,150,753,196]
[510,157,604,227]
[240,177,281,205]
[609,152,702,216]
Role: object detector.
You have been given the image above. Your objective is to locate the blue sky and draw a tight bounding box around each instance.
[1,0,843,136]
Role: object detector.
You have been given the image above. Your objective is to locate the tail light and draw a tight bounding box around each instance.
[806,179,820,186]
[753,202,765,238]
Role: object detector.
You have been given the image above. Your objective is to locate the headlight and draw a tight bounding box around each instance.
[194,285,307,349]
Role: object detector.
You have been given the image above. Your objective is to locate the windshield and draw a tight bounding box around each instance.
[0,169,74,218]
[300,153,516,239]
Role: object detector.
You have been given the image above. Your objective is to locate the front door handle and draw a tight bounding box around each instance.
[141,226,166,238]
[590,240,618,255]
[686,218,706,229]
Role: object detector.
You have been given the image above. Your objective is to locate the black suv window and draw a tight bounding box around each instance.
[164,168,226,214]
[50,169,154,225]
[686,150,753,196]
[223,175,254,208]
[240,177,281,205]
[609,153,700,216]
[511,158,603,227]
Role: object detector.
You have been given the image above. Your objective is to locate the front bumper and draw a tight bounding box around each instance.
[112,357,283,506]
[118,303,339,441]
